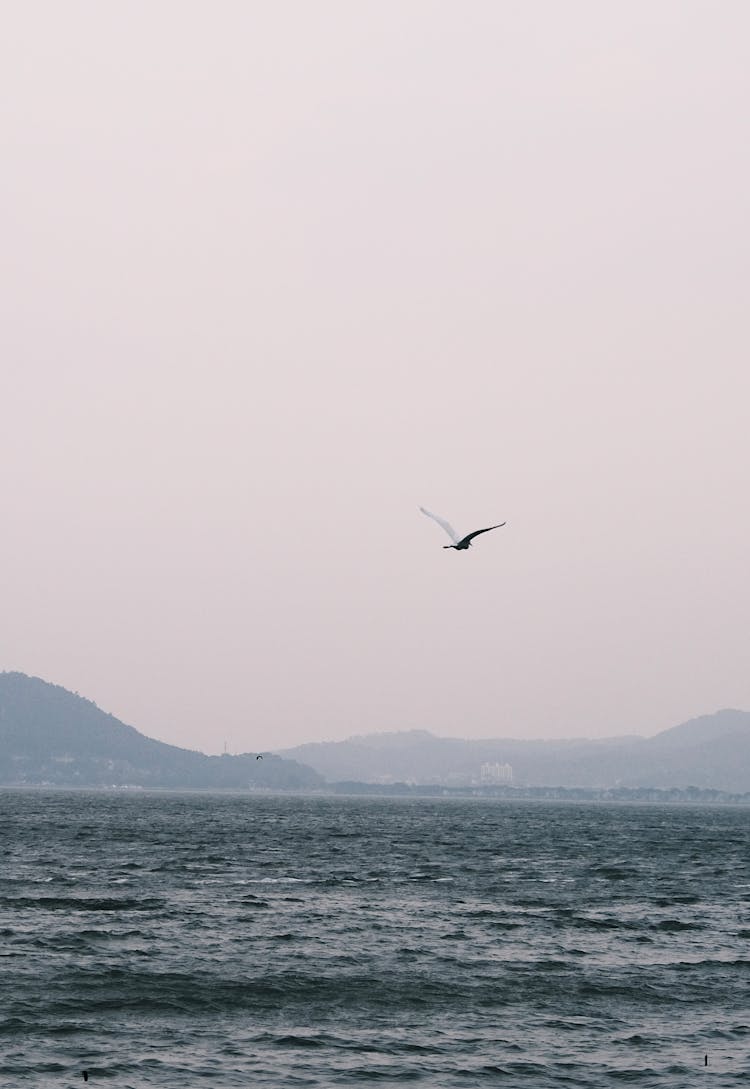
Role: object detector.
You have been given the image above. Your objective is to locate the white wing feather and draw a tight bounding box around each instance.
[419,506,460,544]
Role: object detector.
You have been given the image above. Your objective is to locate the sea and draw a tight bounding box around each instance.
[1,791,748,1088]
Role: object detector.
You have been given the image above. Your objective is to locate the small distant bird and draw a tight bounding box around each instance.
[419,507,506,550]
[255,754,263,760]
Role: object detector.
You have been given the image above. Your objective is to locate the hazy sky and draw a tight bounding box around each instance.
[2,1,749,754]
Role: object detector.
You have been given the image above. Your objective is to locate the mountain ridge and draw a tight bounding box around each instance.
[0,672,322,790]
[278,710,750,792]
[2,671,749,792]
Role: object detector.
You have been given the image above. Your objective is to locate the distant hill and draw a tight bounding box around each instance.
[278,711,750,793]
[647,708,750,748]
[0,672,323,790]
[4,671,748,794]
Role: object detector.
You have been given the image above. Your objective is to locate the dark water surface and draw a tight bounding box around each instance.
[1,791,748,1087]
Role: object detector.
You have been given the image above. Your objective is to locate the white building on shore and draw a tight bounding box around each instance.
[479,761,513,784]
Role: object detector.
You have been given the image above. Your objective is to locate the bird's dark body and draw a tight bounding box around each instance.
[444,523,506,550]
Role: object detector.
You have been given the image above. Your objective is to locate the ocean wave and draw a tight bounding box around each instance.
[3,791,749,1087]
[0,896,165,911]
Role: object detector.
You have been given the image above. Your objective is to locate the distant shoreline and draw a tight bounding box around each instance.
[2,782,749,806]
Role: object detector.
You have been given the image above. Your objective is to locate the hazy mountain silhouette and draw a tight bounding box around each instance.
[0,672,322,790]
[279,711,750,793]
[3,671,749,793]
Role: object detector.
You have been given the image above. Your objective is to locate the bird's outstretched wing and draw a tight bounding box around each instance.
[457,523,506,547]
[419,506,460,544]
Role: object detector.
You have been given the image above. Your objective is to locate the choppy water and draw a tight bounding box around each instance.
[1,791,749,1087]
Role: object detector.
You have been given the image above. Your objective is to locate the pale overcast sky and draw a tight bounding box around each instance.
[2,1,748,754]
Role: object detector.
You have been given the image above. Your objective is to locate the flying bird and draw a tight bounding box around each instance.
[419,507,506,550]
